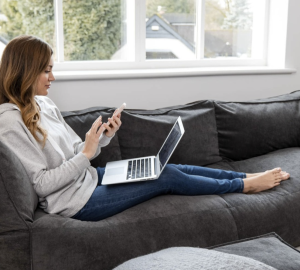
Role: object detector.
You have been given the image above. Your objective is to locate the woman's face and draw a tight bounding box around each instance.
[35,56,55,96]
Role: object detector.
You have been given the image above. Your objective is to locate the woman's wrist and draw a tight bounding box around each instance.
[82,151,92,160]
[104,131,114,138]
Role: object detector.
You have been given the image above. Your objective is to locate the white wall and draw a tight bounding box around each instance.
[48,0,300,112]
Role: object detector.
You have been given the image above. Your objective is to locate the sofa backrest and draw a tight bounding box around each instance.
[62,106,122,167]
[0,141,37,233]
[215,91,300,161]
[118,100,222,166]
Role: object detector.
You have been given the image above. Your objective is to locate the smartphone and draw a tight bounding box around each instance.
[114,103,126,116]
[104,103,126,132]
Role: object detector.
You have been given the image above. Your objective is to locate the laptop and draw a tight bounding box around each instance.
[102,116,185,185]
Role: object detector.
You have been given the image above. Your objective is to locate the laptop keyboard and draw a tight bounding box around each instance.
[127,158,152,180]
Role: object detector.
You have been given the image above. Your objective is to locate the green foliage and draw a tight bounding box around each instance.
[205,0,227,30]
[0,0,55,52]
[222,0,253,30]
[0,0,25,40]
[0,0,122,60]
[19,0,55,45]
[146,0,195,18]
[63,0,122,60]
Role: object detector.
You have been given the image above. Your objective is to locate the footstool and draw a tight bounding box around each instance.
[114,233,300,270]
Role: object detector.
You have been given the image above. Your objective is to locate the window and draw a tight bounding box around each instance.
[0,0,272,72]
[0,1,56,58]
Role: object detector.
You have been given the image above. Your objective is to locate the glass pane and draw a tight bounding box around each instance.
[0,0,56,60]
[62,0,127,61]
[205,0,257,58]
[146,0,196,60]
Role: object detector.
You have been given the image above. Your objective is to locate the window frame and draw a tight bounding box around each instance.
[53,0,273,72]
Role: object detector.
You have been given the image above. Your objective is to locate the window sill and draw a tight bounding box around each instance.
[53,67,296,81]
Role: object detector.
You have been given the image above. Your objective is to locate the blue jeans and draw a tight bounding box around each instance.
[72,164,245,222]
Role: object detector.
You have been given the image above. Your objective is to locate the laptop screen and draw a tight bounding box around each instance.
[158,120,182,170]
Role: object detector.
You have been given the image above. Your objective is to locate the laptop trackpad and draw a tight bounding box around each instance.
[105,167,124,176]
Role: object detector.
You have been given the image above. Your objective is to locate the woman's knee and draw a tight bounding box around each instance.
[159,164,186,185]
[162,164,180,174]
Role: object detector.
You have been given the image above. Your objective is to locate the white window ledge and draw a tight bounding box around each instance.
[53,67,296,81]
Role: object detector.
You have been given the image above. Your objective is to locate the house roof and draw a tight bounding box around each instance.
[146,14,195,52]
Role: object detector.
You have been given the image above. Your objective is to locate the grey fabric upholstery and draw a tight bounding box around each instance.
[0,142,37,231]
[217,148,300,245]
[31,194,237,269]
[119,100,221,166]
[0,141,35,269]
[215,91,300,161]
[211,232,300,270]
[115,233,300,270]
[114,247,276,270]
[1,91,300,269]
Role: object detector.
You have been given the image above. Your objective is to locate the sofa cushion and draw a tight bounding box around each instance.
[0,140,37,233]
[118,100,221,166]
[32,194,238,270]
[217,147,300,247]
[114,232,300,270]
[62,106,122,167]
[113,246,275,270]
[211,232,300,270]
[215,90,300,161]
[0,231,32,270]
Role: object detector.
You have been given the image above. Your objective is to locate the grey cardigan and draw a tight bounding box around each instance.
[0,96,112,217]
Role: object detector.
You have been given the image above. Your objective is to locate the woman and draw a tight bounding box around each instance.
[0,35,290,222]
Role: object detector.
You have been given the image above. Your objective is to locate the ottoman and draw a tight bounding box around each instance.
[114,233,300,270]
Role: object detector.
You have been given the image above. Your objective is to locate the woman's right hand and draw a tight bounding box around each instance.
[82,116,106,160]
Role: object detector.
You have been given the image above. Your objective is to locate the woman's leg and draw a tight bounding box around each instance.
[72,165,244,221]
[168,164,246,180]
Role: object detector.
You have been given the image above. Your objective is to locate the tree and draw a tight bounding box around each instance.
[0,0,26,41]
[222,0,253,30]
[146,0,195,18]
[63,0,122,61]
[205,0,227,30]
[0,0,122,60]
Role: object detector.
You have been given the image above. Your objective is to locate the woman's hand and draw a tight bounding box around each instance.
[103,110,122,138]
[82,116,106,160]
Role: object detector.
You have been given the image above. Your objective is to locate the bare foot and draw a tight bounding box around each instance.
[246,170,289,180]
[243,168,289,193]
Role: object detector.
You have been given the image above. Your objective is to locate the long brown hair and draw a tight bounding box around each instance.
[0,35,53,147]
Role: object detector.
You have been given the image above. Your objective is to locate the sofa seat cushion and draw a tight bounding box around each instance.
[229,147,300,194]
[216,147,300,246]
[32,194,240,270]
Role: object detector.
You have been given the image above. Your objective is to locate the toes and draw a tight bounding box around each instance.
[271,168,282,175]
[275,167,282,173]
[282,173,290,180]
[279,172,289,179]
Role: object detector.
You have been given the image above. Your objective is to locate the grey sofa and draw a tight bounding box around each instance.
[1,90,300,270]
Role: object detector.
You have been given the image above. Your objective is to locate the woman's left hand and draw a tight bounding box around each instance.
[103,110,122,137]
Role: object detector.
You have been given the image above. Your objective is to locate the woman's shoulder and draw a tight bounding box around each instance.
[0,103,24,132]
